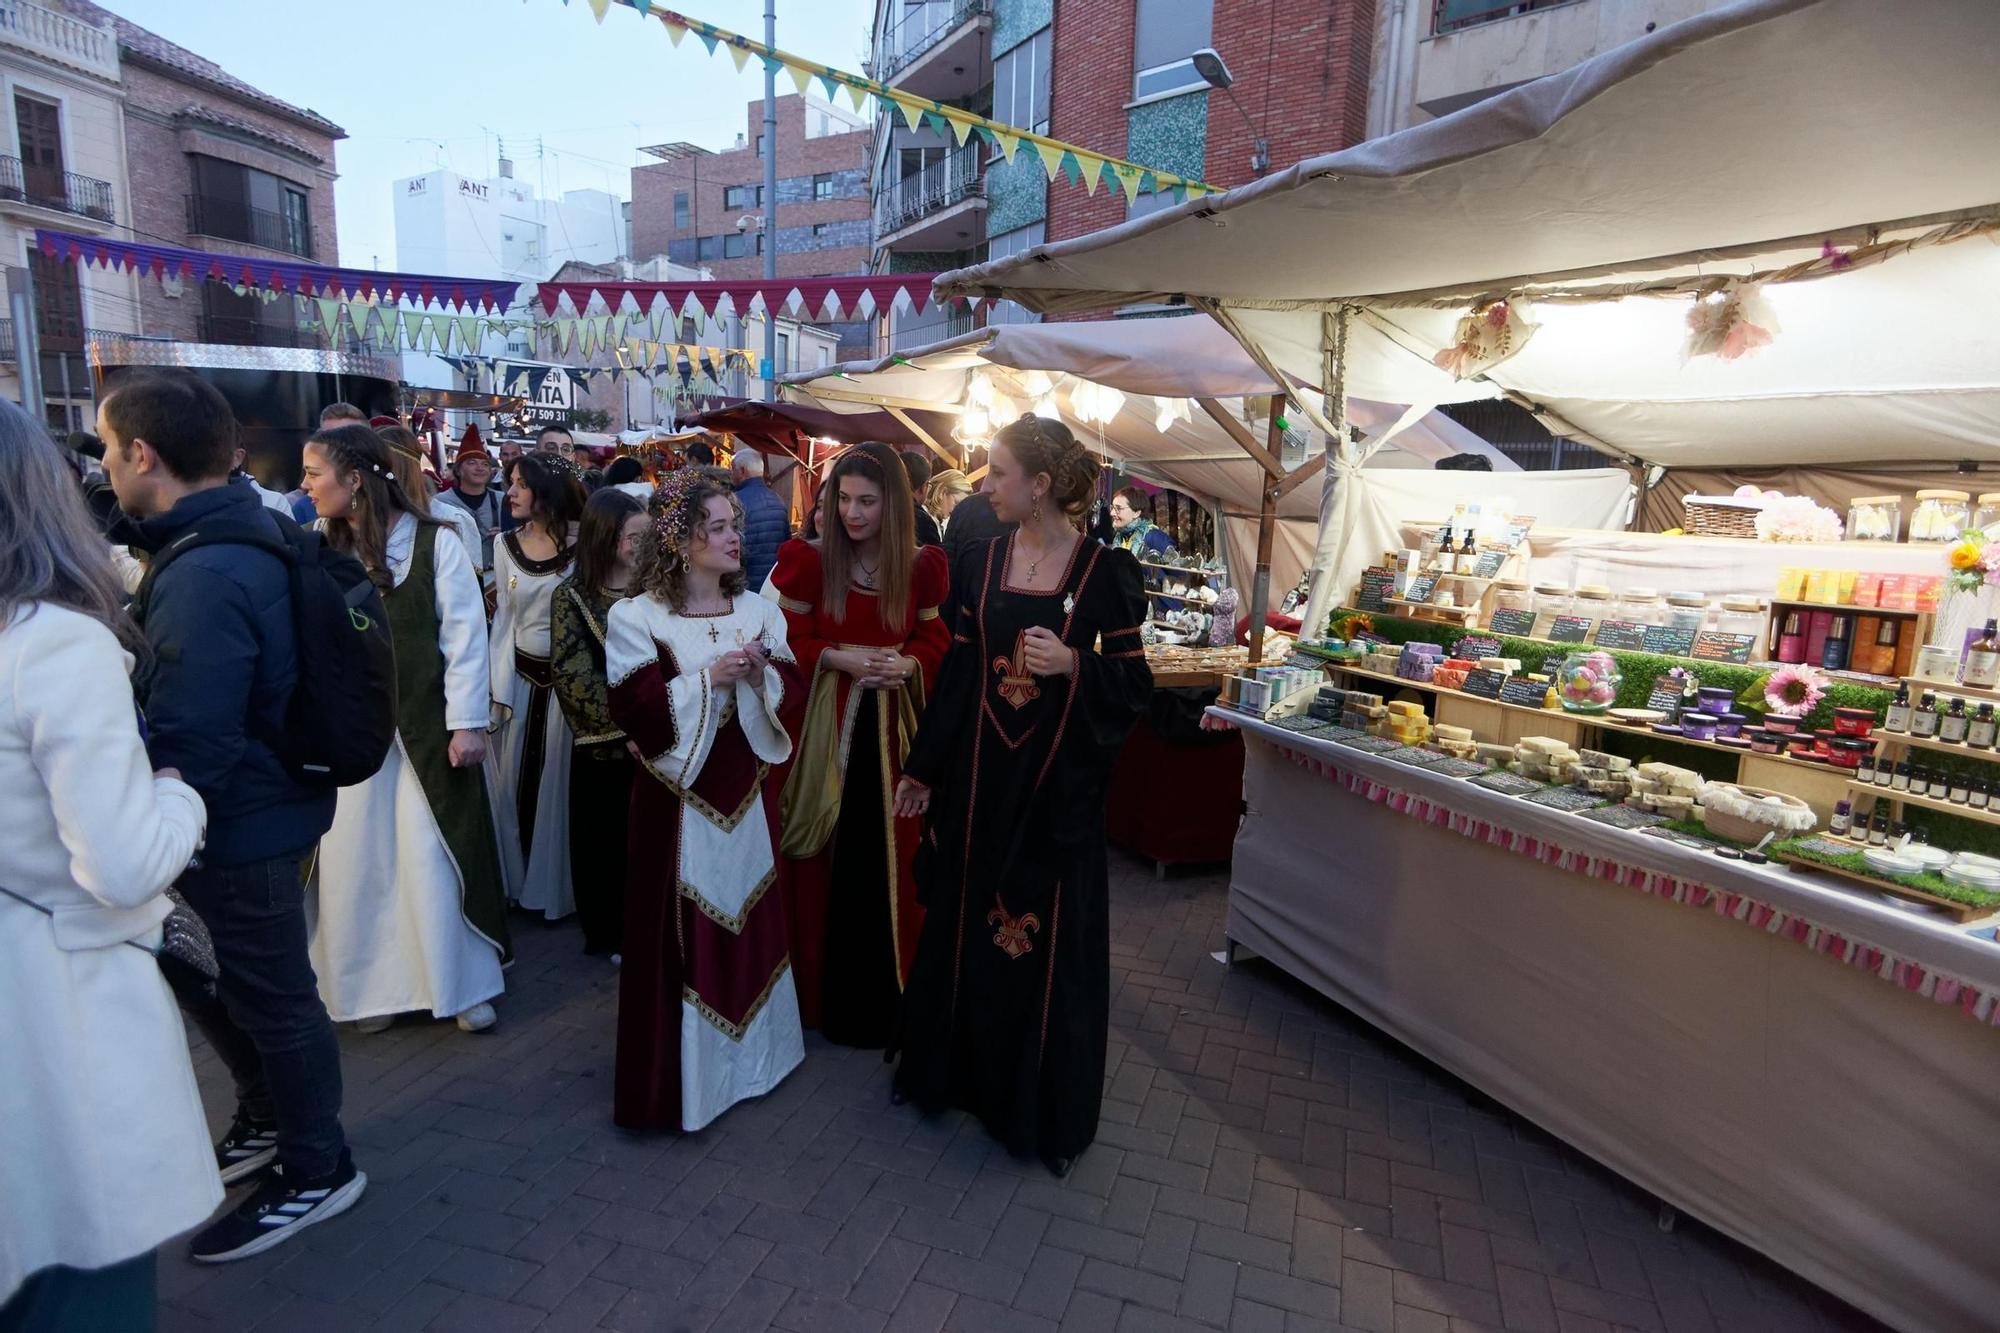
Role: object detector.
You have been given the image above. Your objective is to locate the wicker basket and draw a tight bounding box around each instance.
[1701,783,1815,845]
[1682,494,1764,538]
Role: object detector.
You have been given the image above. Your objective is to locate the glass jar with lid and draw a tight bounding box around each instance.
[1909,489,1971,542]
[1846,495,1903,543]
[1616,587,1667,626]
[1975,493,2000,537]
[1571,585,1614,623]
[1664,590,1710,635]
[1714,595,1768,638]
[1529,582,1571,638]
[1491,578,1533,619]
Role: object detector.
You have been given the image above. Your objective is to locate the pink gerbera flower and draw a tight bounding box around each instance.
[1764,663,1828,717]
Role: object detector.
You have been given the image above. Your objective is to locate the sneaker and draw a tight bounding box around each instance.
[214,1115,278,1186]
[354,1014,394,1034]
[187,1151,366,1264]
[455,1001,497,1033]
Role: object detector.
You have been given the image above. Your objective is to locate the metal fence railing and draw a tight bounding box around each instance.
[0,155,113,221]
[186,194,313,258]
[877,0,985,81]
[1431,0,1568,35]
[873,143,983,240]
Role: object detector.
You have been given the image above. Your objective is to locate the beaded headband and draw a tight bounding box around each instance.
[649,466,710,558]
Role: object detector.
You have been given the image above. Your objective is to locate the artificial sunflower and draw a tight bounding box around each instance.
[1950,540,1983,571]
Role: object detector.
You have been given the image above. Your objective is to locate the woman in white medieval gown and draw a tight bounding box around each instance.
[301,424,510,1033]
[487,452,586,919]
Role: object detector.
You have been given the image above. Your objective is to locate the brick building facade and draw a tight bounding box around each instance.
[630,94,870,282]
[58,0,343,347]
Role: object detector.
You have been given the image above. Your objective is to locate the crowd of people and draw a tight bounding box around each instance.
[0,369,1157,1331]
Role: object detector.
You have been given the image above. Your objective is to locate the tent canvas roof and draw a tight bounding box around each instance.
[933,0,2000,467]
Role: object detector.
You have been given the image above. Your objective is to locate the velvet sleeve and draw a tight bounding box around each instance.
[1073,549,1153,754]
[906,543,952,691]
[606,597,723,786]
[903,543,987,787]
[768,538,828,677]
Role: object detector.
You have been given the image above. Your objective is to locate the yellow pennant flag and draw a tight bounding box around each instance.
[585,0,609,21]
[1112,161,1143,204]
[992,128,1021,162]
[1075,152,1103,195]
[1032,138,1066,180]
[786,61,813,96]
[941,110,977,147]
[891,94,926,130]
[660,17,686,45]
[845,80,870,114]
[727,42,752,73]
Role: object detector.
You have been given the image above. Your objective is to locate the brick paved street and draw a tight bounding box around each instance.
[160,853,1888,1333]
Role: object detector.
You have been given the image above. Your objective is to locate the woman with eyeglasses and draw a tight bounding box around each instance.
[0,396,214,1329]
[488,453,588,921]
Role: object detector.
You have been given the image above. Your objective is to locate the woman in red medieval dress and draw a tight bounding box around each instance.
[606,469,804,1131]
[770,442,951,1048]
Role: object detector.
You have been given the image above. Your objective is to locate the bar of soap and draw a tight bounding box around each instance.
[1387,701,1425,718]
[1434,724,1473,742]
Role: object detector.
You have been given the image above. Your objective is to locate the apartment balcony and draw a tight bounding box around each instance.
[186,194,314,259]
[0,318,13,361]
[0,155,115,225]
[873,144,986,252]
[0,0,119,82]
[1416,0,1728,118]
[875,0,989,102]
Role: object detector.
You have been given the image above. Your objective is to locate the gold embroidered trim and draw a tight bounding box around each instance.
[680,865,776,934]
[915,605,940,621]
[644,757,770,830]
[686,958,791,1041]
[573,729,626,745]
[777,594,813,614]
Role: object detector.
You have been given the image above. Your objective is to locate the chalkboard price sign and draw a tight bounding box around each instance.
[1472,550,1506,579]
[1499,676,1552,709]
[1593,619,1649,650]
[1356,568,1393,611]
[1403,574,1439,605]
[1645,674,1685,715]
[1461,668,1507,699]
[1455,634,1504,661]
[1548,615,1594,643]
[1486,608,1536,637]
[1691,631,1757,664]
[1642,625,1699,658]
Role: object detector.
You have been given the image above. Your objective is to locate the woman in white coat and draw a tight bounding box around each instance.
[487,452,585,919]
[301,424,510,1035]
[0,401,215,1329]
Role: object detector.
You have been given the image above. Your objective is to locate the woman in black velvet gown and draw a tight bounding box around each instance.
[892,415,1153,1176]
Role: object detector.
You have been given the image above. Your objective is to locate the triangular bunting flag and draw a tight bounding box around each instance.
[759,53,782,76]
[1032,138,1066,179]
[456,315,481,352]
[845,80,870,113]
[1076,153,1103,194]
[315,297,342,340]
[558,319,577,357]
[1139,171,1159,197]
[991,128,1020,160]
[631,0,649,14]
[697,30,718,54]
[786,62,812,96]
[585,0,609,22]
[941,110,977,146]
[401,309,427,348]
[818,73,841,101]
[661,17,686,44]
[1113,162,1143,204]
[728,42,752,73]
[894,94,926,130]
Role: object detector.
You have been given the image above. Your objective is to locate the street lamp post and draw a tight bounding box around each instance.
[762,0,778,395]
[1192,47,1269,177]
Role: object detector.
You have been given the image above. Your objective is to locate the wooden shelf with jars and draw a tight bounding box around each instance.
[1761,601,1933,678]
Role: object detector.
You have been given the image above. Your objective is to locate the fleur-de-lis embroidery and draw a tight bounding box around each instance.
[992,630,1041,709]
[987,902,1042,959]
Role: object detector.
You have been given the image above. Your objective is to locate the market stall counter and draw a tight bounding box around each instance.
[1219,710,2000,1332]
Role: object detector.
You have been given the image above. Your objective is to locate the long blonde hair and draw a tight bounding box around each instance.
[926,468,972,517]
[819,442,916,629]
[0,398,144,658]
[376,423,434,517]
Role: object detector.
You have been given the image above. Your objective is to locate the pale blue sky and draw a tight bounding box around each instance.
[104,0,875,270]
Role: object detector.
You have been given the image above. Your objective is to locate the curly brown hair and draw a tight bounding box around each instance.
[634,467,746,612]
[995,415,1100,523]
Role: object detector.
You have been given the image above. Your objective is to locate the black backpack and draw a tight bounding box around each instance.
[139,513,397,788]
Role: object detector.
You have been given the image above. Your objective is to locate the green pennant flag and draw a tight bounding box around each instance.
[558,319,577,357]
[818,73,841,101]
[631,0,649,13]
[456,315,481,352]
[760,53,782,75]
[1060,151,1085,186]
[315,297,342,339]
[401,309,427,349]
[1139,171,1159,196]
[697,30,718,55]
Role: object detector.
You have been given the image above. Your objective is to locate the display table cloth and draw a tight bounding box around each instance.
[1222,712,2000,1333]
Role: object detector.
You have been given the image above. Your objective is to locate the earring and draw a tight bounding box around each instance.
[1031,497,1042,524]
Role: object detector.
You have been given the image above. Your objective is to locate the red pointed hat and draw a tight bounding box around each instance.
[456,421,487,462]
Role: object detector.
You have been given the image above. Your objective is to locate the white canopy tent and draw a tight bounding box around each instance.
[934,0,2000,635]
[781,316,1580,647]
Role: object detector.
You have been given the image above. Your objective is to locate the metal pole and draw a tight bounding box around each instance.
[761,0,778,398]
[7,266,43,416]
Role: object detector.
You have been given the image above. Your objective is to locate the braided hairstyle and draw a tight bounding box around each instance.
[309,423,420,589]
[636,466,745,612]
[994,415,1100,525]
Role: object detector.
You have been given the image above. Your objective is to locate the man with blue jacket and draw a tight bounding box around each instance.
[99,372,363,1265]
[731,446,790,590]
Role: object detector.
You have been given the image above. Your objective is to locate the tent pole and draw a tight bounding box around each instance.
[1249,392,1285,664]
[883,404,962,470]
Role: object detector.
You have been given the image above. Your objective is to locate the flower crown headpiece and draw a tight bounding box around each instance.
[650,466,709,557]
[529,453,584,486]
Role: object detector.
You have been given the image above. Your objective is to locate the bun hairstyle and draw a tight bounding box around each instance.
[310,423,420,588]
[511,451,587,547]
[995,415,1100,523]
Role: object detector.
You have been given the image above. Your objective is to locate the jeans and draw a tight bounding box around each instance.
[0,1252,155,1333]
[175,852,346,1180]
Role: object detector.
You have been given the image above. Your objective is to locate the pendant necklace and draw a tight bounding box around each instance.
[857,557,880,589]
